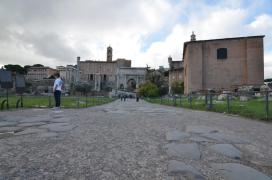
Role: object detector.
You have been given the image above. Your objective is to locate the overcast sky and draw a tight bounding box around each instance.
[0,0,272,77]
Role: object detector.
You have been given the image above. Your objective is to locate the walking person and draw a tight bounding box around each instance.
[53,73,63,109]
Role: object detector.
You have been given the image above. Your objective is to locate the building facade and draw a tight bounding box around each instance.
[77,46,146,92]
[183,34,265,94]
[168,56,184,93]
[117,67,147,91]
[57,65,78,90]
[26,66,58,81]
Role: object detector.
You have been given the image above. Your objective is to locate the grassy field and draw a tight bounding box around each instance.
[145,96,272,121]
[0,95,116,110]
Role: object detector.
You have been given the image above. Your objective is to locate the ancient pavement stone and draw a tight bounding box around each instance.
[39,123,77,132]
[190,136,214,143]
[242,144,272,167]
[186,125,218,134]
[166,130,190,141]
[0,116,22,122]
[211,163,271,180]
[19,117,48,123]
[200,132,248,144]
[15,128,47,135]
[0,132,14,139]
[249,157,272,167]
[209,144,242,159]
[165,143,201,160]
[18,122,46,127]
[168,160,205,179]
[0,121,18,127]
[39,132,58,138]
[0,100,272,179]
[49,117,71,123]
[106,110,128,114]
[0,126,23,133]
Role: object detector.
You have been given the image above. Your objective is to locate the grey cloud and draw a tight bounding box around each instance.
[20,33,76,62]
[0,0,166,66]
[0,0,147,32]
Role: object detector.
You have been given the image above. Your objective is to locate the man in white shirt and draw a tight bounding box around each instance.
[53,73,63,109]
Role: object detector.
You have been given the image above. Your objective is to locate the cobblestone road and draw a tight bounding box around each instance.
[0,99,272,179]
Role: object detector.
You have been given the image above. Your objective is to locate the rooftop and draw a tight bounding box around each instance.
[182,35,265,59]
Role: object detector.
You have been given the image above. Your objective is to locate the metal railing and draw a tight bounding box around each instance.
[145,90,272,120]
[0,93,117,110]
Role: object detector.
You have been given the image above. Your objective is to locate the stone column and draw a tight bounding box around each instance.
[116,74,119,90]
[124,74,127,89]
[94,74,97,91]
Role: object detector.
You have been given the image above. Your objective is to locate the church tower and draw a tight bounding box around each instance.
[168,56,173,69]
[191,31,196,41]
[107,46,113,62]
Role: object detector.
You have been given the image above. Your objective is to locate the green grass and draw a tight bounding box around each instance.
[0,95,116,110]
[145,97,272,121]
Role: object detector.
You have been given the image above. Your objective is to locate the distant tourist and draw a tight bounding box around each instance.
[136,94,139,102]
[53,73,63,109]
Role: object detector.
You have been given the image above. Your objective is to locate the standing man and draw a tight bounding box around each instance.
[53,73,63,109]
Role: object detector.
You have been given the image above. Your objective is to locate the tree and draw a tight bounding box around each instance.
[138,82,159,97]
[4,64,26,74]
[75,83,92,95]
[171,81,184,95]
[146,69,168,96]
[24,65,32,73]
[32,64,44,67]
[264,78,272,82]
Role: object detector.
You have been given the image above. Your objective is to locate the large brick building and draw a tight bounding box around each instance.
[183,34,264,94]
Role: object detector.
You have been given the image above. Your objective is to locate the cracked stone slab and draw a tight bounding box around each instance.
[190,136,214,143]
[242,144,272,167]
[19,117,49,123]
[39,132,58,138]
[201,133,248,144]
[32,108,45,111]
[39,123,77,132]
[168,160,205,179]
[209,144,242,159]
[0,126,24,133]
[18,122,46,127]
[211,163,271,180]
[106,110,128,114]
[51,110,64,114]
[0,116,22,122]
[0,121,18,127]
[15,128,47,135]
[186,125,219,134]
[250,158,272,167]
[0,132,14,139]
[165,143,201,160]
[166,130,190,141]
[49,117,71,123]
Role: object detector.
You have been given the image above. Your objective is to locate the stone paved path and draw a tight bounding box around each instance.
[0,99,272,179]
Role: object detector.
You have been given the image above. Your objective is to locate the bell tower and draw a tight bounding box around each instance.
[191,31,196,41]
[107,46,113,62]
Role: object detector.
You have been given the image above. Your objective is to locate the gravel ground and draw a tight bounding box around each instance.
[0,99,271,180]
